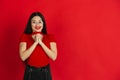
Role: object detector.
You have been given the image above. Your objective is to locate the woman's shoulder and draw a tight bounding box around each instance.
[44,34,55,38]
[44,34,56,42]
[20,33,31,42]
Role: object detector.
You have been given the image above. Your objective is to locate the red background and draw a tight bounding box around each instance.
[0,0,120,80]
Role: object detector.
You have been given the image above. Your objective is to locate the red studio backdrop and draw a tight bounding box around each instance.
[0,0,120,80]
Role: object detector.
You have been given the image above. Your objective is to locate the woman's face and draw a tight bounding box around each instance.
[31,16,43,32]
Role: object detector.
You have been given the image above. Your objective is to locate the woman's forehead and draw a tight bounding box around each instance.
[32,16,42,20]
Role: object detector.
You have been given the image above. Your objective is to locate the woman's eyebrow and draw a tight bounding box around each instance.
[32,19,41,21]
[32,20,36,21]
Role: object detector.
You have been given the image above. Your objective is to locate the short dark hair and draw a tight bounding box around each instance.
[24,12,47,34]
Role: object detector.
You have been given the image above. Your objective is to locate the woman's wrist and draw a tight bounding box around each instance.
[38,40,43,45]
[34,41,38,45]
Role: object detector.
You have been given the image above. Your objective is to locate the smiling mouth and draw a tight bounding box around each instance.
[35,26,41,30]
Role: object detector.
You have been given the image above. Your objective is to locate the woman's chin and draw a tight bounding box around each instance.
[34,30,41,32]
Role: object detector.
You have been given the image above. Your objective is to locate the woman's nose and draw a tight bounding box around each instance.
[35,22,39,26]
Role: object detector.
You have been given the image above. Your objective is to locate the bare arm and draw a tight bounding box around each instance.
[38,41,57,61]
[19,35,39,61]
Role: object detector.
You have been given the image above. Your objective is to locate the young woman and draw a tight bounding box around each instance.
[19,12,57,80]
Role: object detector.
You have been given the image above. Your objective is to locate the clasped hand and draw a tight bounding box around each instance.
[32,34,43,45]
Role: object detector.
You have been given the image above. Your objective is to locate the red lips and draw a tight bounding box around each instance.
[35,26,41,30]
